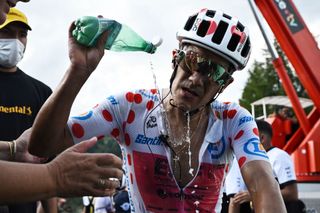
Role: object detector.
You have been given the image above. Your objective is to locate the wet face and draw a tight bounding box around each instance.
[171,45,233,111]
[0,0,29,25]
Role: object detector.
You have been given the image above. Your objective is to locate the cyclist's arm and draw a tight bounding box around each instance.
[29,23,108,157]
[241,160,286,213]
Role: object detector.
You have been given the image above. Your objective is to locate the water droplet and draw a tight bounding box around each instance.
[152,36,163,47]
[189,168,194,176]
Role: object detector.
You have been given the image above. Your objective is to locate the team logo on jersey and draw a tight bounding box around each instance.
[146,116,157,128]
[134,134,162,145]
[243,138,268,159]
[213,104,229,111]
[208,137,226,159]
[107,95,119,105]
[238,116,254,126]
[139,89,159,101]
[156,188,204,200]
[72,110,93,120]
[285,166,293,178]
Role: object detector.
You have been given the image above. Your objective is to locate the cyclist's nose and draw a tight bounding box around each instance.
[188,70,203,85]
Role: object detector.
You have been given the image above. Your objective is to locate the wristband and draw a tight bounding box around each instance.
[7,141,15,160]
[7,142,13,157]
[12,140,17,158]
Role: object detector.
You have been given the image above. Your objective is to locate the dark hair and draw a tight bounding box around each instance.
[256,120,273,138]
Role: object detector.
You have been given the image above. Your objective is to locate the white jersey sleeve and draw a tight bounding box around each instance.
[67,90,136,144]
[213,102,270,168]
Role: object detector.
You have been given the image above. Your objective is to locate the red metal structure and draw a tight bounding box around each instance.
[251,0,320,182]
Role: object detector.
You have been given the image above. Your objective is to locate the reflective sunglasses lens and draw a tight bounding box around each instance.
[180,50,230,86]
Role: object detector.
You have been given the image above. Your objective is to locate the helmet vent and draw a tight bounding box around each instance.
[223,13,232,20]
[237,22,245,32]
[211,21,228,44]
[197,20,210,37]
[241,38,251,57]
[184,15,197,31]
[206,10,216,18]
[227,34,241,51]
[177,9,252,69]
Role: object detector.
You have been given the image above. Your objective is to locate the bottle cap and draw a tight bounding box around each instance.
[152,36,163,47]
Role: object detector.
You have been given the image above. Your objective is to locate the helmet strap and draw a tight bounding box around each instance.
[169,66,177,91]
[208,84,224,105]
[170,49,185,90]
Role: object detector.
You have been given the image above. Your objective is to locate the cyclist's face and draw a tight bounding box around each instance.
[171,44,233,111]
[178,49,231,87]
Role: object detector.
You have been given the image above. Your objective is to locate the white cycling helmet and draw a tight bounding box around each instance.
[176,8,251,70]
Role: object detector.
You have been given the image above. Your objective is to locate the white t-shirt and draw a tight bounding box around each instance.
[225,147,296,196]
[82,196,114,213]
[95,197,114,213]
[225,157,247,196]
[267,147,296,187]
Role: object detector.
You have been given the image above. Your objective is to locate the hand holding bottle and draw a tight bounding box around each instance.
[72,16,162,54]
[68,22,108,76]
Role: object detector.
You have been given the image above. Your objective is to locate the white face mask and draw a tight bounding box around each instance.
[0,39,25,68]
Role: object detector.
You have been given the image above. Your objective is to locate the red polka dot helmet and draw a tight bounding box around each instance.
[176,8,251,70]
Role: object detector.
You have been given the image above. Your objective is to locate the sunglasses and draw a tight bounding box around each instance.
[177,50,231,86]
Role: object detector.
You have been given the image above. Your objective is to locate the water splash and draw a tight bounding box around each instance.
[149,59,195,180]
[150,59,169,138]
[189,168,194,176]
[185,112,193,175]
[149,60,161,104]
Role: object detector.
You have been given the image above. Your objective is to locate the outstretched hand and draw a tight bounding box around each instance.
[14,128,48,163]
[233,191,252,204]
[68,22,108,76]
[47,137,123,197]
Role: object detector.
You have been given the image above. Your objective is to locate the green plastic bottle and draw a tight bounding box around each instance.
[72,16,162,54]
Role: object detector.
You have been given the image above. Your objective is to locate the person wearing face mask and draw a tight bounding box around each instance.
[0,7,52,153]
[0,11,27,69]
[0,8,53,213]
